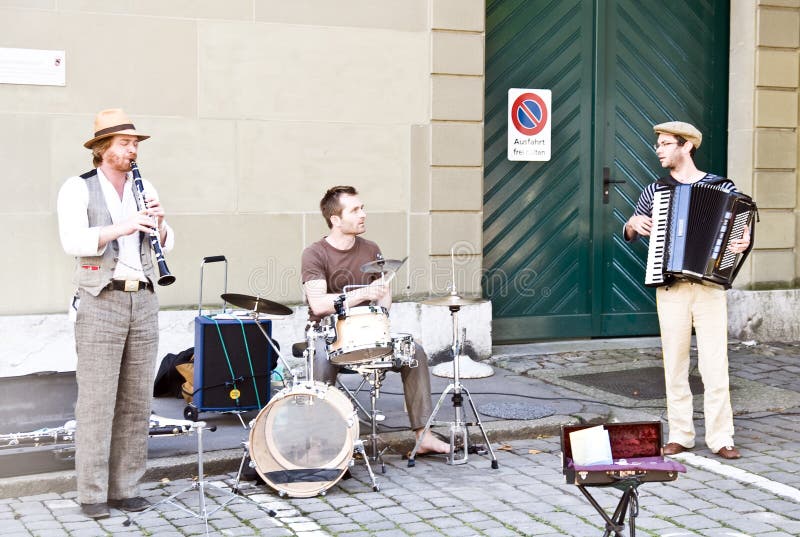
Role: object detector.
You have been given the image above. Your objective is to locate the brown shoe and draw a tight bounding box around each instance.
[716,446,741,459]
[662,442,688,456]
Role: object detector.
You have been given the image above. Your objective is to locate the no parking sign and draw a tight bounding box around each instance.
[508,88,551,161]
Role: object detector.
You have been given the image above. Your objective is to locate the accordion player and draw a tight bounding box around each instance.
[644,177,757,289]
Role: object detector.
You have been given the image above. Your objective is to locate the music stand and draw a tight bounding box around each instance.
[124,422,276,535]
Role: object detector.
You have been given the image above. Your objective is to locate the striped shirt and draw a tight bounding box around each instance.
[625,173,738,242]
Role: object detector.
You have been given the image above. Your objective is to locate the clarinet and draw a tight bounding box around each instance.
[0,421,76,448]
[130,161,176,286]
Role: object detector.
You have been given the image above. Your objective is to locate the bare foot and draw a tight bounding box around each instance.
[414,430,450,454]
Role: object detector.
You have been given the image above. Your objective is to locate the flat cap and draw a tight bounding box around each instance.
[653,121,702,149]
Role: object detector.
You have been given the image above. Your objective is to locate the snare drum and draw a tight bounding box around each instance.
[325,305,393,365]
[249,382,358,498]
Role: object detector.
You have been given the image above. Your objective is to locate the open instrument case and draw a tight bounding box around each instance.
[561,421,686,536]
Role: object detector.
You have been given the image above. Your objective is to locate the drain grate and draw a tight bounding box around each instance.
[478,402,556,420]
[562,366,706,400]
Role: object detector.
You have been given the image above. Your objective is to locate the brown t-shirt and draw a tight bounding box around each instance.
[301,236,382,322]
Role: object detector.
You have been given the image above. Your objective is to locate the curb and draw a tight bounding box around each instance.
[0,414,601,499]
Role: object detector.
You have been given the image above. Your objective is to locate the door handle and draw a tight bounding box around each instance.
[602,167,626,204]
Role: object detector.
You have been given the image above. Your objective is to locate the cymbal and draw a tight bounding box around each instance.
[221,293,293,316]
[422,294,483,307]
[360,256,407,274]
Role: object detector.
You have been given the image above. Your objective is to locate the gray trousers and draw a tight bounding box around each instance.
[313,338,433,430]
[74,287,159,504]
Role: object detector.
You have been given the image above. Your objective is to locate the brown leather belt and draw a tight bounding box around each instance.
[108,280,152,292]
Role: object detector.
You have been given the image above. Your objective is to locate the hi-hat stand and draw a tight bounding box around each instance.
[124,422,276,535]
[406,299,498,468]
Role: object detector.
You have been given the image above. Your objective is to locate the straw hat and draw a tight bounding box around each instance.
[83,108,150,148]
[653,121,702,149]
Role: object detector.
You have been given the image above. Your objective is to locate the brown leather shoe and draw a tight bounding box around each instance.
[716,446,741,459]
[662,442,688,456]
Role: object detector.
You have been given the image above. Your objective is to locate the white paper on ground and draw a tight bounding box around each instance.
[569,425,613,466]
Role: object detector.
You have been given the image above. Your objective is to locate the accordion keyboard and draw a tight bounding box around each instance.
[644,189,671,286]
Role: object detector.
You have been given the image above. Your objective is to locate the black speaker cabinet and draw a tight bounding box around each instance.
[192,317,277,413]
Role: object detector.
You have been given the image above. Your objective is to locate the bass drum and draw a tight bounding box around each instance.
[249,382,358,498]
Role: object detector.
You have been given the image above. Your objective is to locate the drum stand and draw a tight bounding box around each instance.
[124,423,276,535]
[338,365,391,473]
[406,303,498,468]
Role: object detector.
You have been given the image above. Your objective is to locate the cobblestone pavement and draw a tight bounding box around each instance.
[3,341,800,536]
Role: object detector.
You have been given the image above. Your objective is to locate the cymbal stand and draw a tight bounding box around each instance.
[406,303,498,468]
[124,422,276,535]
[247,311,303,387]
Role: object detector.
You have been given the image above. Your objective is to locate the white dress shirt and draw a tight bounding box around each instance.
[57,168,175,282]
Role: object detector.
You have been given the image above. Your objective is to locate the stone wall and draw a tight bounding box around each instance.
[729,0,800,288]
[0,0,487,316]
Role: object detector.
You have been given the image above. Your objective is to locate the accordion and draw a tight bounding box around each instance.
[645,182,756,288]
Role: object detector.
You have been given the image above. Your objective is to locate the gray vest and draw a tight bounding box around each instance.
[74,169,155,296]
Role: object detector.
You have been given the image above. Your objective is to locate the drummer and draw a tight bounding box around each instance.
[301,186,450,455]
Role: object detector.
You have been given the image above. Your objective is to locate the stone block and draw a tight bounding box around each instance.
[429,252,484,296]
[753,210,795,248]
[1,1,55,7]
[431,0,485,31]
[58,0,253,19]
[199,21,428,123]
[431,75,485,121]
[757,7,800,47]
[0,115,51,213]
[431,122,484,166]
[157,213,306,308]
[751,249,796,284]
[754,129,797,168]
[407,214,431,295]
[728,289,800,342]
[756,49,799,87]
[754,171,797,208]
[429,211,482,256]
[758,0,800,8]
[755,89,798,127]
[797,213,800,275]
[0,9,197,117]
[410,124,431,213]
[130,118,238,214]
[361,211,409,263]
[726,128,754,192]
[304,212,330,246]
[236,121,410,213]
[431,31,484,75]
[0,214,72,314]
[254,0,427,31]
[431,167,483,211]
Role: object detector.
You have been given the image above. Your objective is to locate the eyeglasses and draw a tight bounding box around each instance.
[653,142,679,151]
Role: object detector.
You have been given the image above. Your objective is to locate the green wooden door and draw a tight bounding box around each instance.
[484,0,729,342]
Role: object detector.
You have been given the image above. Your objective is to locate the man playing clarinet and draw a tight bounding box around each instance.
[57,109,175,519]
[623,121,750,460]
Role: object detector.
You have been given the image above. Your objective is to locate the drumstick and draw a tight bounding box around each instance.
[381,271,397,286]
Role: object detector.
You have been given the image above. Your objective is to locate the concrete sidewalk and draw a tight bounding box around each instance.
[2,338,800,536]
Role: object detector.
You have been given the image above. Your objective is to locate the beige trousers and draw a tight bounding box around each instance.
[656,280,734,452]
[74,287,159,504]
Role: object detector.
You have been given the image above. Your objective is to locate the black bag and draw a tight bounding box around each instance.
[153,347,194,398]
